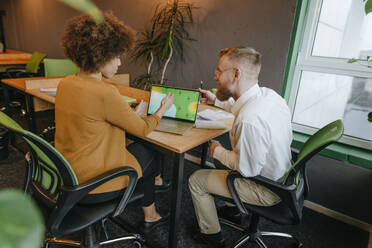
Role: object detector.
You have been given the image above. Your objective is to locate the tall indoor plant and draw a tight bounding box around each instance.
[132,0,196,90]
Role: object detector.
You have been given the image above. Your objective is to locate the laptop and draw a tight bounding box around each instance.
[147,85,200,135]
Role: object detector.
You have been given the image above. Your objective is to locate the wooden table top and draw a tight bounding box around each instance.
[0,49,32,65]
[1,76,233,154]
[1,76,149,102]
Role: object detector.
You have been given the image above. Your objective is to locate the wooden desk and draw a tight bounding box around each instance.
[1,76,142,132]
[1,76,233,248]
[0,49,32,71]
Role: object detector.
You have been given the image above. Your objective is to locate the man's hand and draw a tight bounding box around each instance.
[199,88,216,105]
[209,141,221,157]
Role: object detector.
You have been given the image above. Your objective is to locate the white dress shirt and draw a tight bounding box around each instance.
[213,84,293,181]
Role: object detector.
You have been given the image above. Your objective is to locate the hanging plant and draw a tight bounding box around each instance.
[132,0,197,89]
[365,0,372,14]
[58,0,104,24]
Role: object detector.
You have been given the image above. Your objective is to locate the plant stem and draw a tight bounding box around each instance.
[160,0,177,85]
[147,51,154,75]
[161,40,173,84]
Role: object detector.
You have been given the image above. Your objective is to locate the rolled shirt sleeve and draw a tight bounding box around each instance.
[214,97,235,112]
[212,122,270,177]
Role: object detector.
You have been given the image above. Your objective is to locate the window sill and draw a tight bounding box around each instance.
[292,132,372,170]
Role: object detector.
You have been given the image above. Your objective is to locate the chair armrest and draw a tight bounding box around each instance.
[291,147,299,162]
[52,166,138,226]
[226,171,296,215]
[5,67,25,73]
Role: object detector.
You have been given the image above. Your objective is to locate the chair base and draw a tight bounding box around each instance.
[45,222,145,248]
[219,218,303,248]
[45,234,144,248]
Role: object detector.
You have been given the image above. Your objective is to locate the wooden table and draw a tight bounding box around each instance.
[0,49,32,71]
[1,76,141,132]
[1,76,233,248]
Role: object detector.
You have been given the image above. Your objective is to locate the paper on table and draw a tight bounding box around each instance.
[197,109,234,121]
[194,120,226,129]
[40,88,57,93]
[25,78,62,90]
[122,95,137,103]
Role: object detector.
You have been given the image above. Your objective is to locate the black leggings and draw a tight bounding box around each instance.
[80,142,161,207]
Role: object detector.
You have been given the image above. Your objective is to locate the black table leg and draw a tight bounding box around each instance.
[2,84,12,116]
[200,142,209,168]
[26,94,37,132]
[168,153,184,248]
[1,84,16,145]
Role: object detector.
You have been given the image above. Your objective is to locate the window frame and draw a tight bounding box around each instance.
[283,0,372,151]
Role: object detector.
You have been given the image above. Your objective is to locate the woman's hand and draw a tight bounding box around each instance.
[135,100,148,116]
[155,93,175,118]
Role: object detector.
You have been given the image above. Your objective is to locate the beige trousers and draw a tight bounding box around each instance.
[188,169,281,234]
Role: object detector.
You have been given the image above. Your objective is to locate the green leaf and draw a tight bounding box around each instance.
[368,112,372,122]
[365,0,372,15]
[347,58,358,63]
[367,56,371,61]
[0,190,44,248]
[58,0,104,24]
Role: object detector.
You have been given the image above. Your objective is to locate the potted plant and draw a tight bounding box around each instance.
[132,0,197,90]
[0,189,44,248]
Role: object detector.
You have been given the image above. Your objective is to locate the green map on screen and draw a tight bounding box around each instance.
[148,85,200,121]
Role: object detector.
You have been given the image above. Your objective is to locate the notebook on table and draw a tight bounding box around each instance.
[147,85,200,135]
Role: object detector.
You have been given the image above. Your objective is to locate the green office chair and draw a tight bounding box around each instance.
[44,58,80,77]
[0,111,144,248]
[3,52,47,115]
[6,51,47,78]
[216,120,344,248]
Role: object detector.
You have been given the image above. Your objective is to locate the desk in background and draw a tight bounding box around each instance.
[0,49,32,72]
[1,75,132,132]
[1,76,234,248]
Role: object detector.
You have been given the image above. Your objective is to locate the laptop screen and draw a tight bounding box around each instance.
[147,85,200,122]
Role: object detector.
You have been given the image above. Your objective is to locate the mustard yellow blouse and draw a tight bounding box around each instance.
[55,75,160,194]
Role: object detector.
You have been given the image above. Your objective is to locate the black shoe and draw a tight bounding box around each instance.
[193,231,226,248]
[155,179,171,193]
[138,212,170,233]
[217,205,249,228]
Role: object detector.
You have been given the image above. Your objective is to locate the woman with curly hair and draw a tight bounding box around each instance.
[55,12,174,232]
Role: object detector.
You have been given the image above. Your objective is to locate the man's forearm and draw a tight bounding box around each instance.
[214,97,235,112]
[212,146,239,170]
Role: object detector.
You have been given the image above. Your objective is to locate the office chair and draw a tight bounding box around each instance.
[2,52,46,115]
[216,120,344,248]
[44,58,80,77]
[6,52,46,78]
[0,111,145,248]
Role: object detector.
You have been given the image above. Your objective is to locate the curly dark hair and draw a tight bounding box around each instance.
[61,12,136,73]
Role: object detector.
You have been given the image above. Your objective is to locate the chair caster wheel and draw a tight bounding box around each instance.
[133,240,142,248]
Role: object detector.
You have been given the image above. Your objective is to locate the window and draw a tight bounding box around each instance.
[285,0,372,150]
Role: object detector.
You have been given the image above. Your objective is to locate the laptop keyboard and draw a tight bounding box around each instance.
[156,119,194,135]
